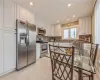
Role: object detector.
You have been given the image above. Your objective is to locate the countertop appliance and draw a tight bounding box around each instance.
[16,20,36,70]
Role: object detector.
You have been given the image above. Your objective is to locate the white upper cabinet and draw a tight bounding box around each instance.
[3,31,16,72]
[0,0,3,29]
[3,0,16,31]
[0,30,3,74]
[17,5,35,24]
[45,26,49,36]
[26,11,35,24]
[17,5,27,21]
[47,26,54,36]
[79,16,92,35]
[54,24,61,36]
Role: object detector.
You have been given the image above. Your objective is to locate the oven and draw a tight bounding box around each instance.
[40,43,48,57]
[41,43,48,53]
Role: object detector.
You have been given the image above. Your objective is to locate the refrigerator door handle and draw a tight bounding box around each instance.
[26,35,29,46]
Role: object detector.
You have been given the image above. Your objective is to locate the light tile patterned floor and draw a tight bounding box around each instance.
[0,57,99,80]
[0,57,52,80]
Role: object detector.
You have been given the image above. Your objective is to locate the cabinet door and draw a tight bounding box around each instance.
[79,17,91,35]
[0,30,3,74]
[17,5,35,24]
[36,44,41,59]
[3,0,16,31]
[48,26,54,36]
[0,0,3,29]
[54,24,61,36]
[45,26,49,36]
[3,31,16,72]
[17,5,27,21]
[26,11,35,24]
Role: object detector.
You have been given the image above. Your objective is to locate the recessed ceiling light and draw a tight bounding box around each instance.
[68,4,71,7]
[57,21,60,23]
[30,2,33,6]
[73,15,75,17]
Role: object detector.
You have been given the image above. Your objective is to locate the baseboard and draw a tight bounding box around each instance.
[0,68,15,77]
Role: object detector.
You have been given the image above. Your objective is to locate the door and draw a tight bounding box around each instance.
[27,23,36,65]
[16,20,28,70]
[3,31,16,72]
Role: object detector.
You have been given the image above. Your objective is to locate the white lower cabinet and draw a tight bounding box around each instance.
[36,44,41,59]
[0,30,3,74]
[3,31,16,72]
[0,30,16,75]
[0,0,3,29]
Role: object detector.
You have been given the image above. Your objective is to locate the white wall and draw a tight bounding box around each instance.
[94,0,100,45]
[93,1,100,78]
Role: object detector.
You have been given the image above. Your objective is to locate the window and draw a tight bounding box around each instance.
[64,29,69,39]
[70,28,76,39]
[62,27,77,39]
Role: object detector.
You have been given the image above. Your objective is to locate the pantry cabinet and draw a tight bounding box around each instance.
[0,30,3,74]
[0,0,3,29]
[0,0,35,75]
[0,30,16,75]
[3,31,16,72]
[3,0,16,31]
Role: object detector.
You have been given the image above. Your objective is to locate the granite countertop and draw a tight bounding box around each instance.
[36,41,48,43]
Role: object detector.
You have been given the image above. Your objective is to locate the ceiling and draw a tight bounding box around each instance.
[16,0,95,24]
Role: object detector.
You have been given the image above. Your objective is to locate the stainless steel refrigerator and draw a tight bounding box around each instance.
[16,20,36,70]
